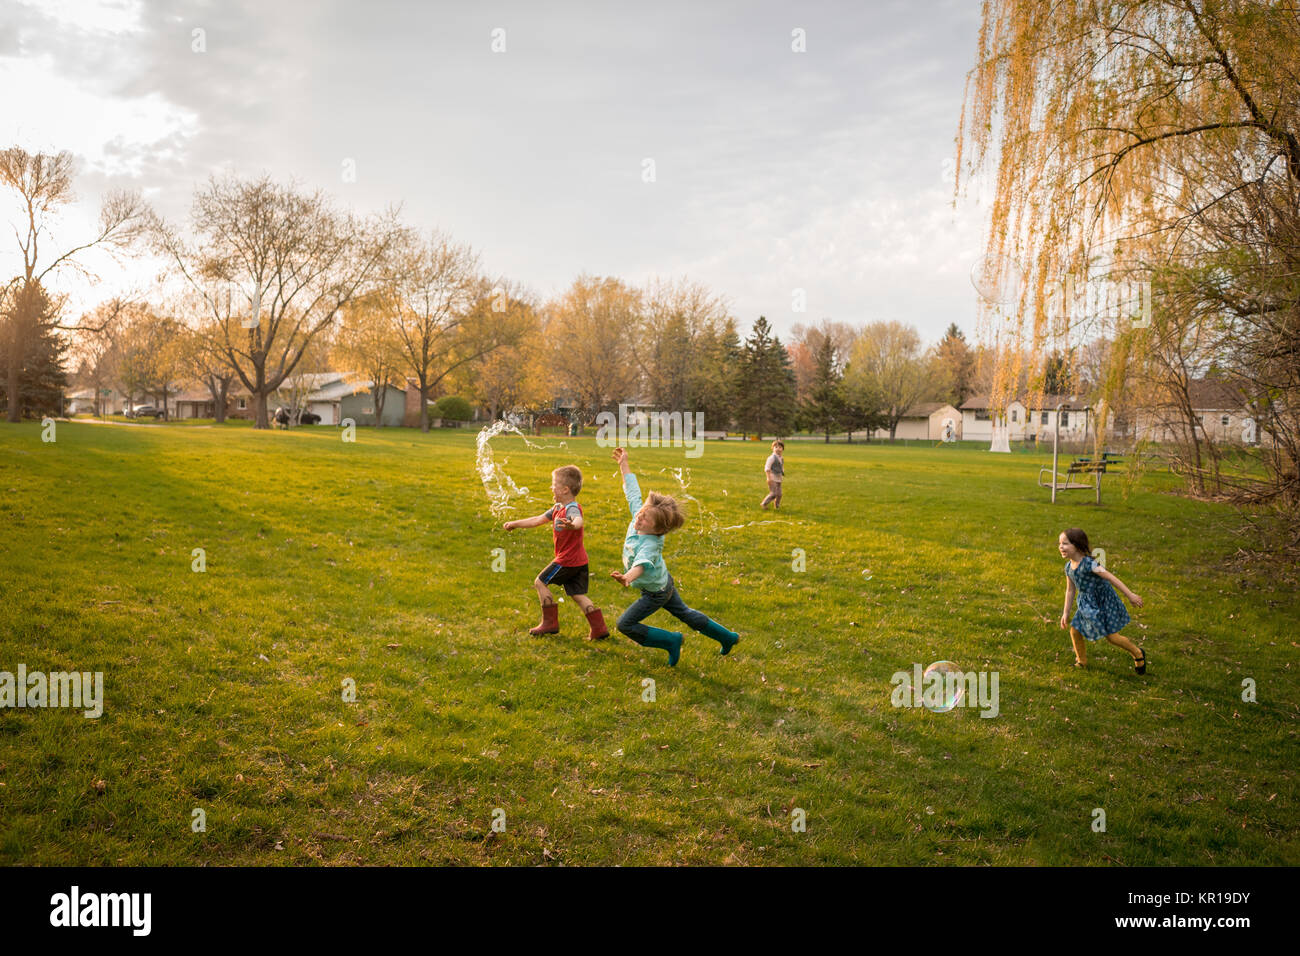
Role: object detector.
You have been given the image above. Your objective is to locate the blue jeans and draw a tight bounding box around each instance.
[616,577,709,640]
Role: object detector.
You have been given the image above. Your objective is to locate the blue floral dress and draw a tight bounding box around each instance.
[1065,555,1130,641]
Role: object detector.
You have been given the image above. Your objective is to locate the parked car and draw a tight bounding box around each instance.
[298,410,321,425]
[125,404,166,420]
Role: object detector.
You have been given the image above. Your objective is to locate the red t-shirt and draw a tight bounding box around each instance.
[547,501,588,566]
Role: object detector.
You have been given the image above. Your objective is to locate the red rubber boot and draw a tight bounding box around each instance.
[529,600,560,636]
[584,607,609,641]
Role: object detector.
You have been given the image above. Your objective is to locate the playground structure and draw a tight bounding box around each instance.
[1036,402,1122,503]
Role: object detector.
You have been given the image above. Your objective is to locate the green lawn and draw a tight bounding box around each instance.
[0,420,1295,865]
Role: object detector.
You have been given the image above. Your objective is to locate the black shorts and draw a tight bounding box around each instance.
[538,562,589,596]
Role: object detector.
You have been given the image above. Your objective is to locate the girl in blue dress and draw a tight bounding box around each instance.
[1057,528,1147,673]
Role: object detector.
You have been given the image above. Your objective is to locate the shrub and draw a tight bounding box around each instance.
[431,396,472,421]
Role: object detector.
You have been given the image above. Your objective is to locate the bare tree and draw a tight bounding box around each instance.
[153,173,401,428]
[0,147,145,421]
[546,275,640,422]
[631,276,730,412]
[844,321,935,440]
[385,231,519,431]
[444,278,548,421]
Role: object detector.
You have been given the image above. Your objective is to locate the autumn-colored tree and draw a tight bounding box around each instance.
[843,321,935,440]
[383,231,519,431]
[333,291,404,426]
[115,305,183,414]
[449,279,550,420]
[153,174,401,429]
[959,0,1300,537]
[545,275,640,422]
[790,320,855,405]
[175,306,238,423]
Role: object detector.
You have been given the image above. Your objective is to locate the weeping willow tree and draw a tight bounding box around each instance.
[956,1,1300,543]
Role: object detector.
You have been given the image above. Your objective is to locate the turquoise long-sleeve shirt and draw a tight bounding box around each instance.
[621,473,670,592]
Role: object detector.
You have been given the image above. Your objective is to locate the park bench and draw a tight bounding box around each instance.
[1038,452,1122,504]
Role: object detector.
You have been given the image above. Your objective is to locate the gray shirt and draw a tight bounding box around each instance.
[765,452,784,478]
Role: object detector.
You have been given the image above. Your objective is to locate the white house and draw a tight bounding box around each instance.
[960,396,1028,442]
[872,402,963,440]
[961,394,1094,443]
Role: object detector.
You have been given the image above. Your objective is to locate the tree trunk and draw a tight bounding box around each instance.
[419,378,430,432]
[215,378,229,423]
[254,391,270,429]
[374,385,386,427]
[5,321,20,422]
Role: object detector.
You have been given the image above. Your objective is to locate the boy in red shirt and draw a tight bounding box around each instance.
[503,465,609,640]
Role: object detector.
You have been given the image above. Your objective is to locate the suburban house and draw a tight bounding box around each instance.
[341,383,407,427]
[960,395,1093,443]
[1133,377,1258,444]
[872,402,962,440]
[66,386,127,416]
[172,386,226,420]
[960,395,1029,442]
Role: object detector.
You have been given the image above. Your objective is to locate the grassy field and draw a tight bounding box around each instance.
[0,419,1295,866]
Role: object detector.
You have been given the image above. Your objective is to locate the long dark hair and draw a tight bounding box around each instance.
[1064,528,1092,556]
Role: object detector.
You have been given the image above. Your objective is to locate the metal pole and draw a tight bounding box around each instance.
[1052,402,1064,504]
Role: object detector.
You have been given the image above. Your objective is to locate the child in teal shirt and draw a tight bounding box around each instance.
[608,447,739,666]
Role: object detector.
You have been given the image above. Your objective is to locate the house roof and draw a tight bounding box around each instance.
[900,402,954,418]
[960,394,1088,411]
[1187,377,1246,410]
[308,379,374,402]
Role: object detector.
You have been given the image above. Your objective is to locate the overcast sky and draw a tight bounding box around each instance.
[2,0,994,344]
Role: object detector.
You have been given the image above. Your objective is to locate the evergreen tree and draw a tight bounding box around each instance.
[933,322,976,406]
[693,317,741,432]
[736,316,797,439]
[0,280,67,419]
[1043,350,1074,395]
[802,334,843,442]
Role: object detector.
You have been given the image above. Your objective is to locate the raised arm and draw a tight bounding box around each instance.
[614,448,642,516]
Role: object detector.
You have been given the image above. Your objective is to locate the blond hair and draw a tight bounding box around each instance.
[643,491,686,534]
[553,465,583,495]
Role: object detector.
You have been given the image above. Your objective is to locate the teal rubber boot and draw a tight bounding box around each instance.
[698,618,739,655]
[641,626,683,667]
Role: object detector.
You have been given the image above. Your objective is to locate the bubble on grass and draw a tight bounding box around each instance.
[861,568,873,580]
[922,661,964,713]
